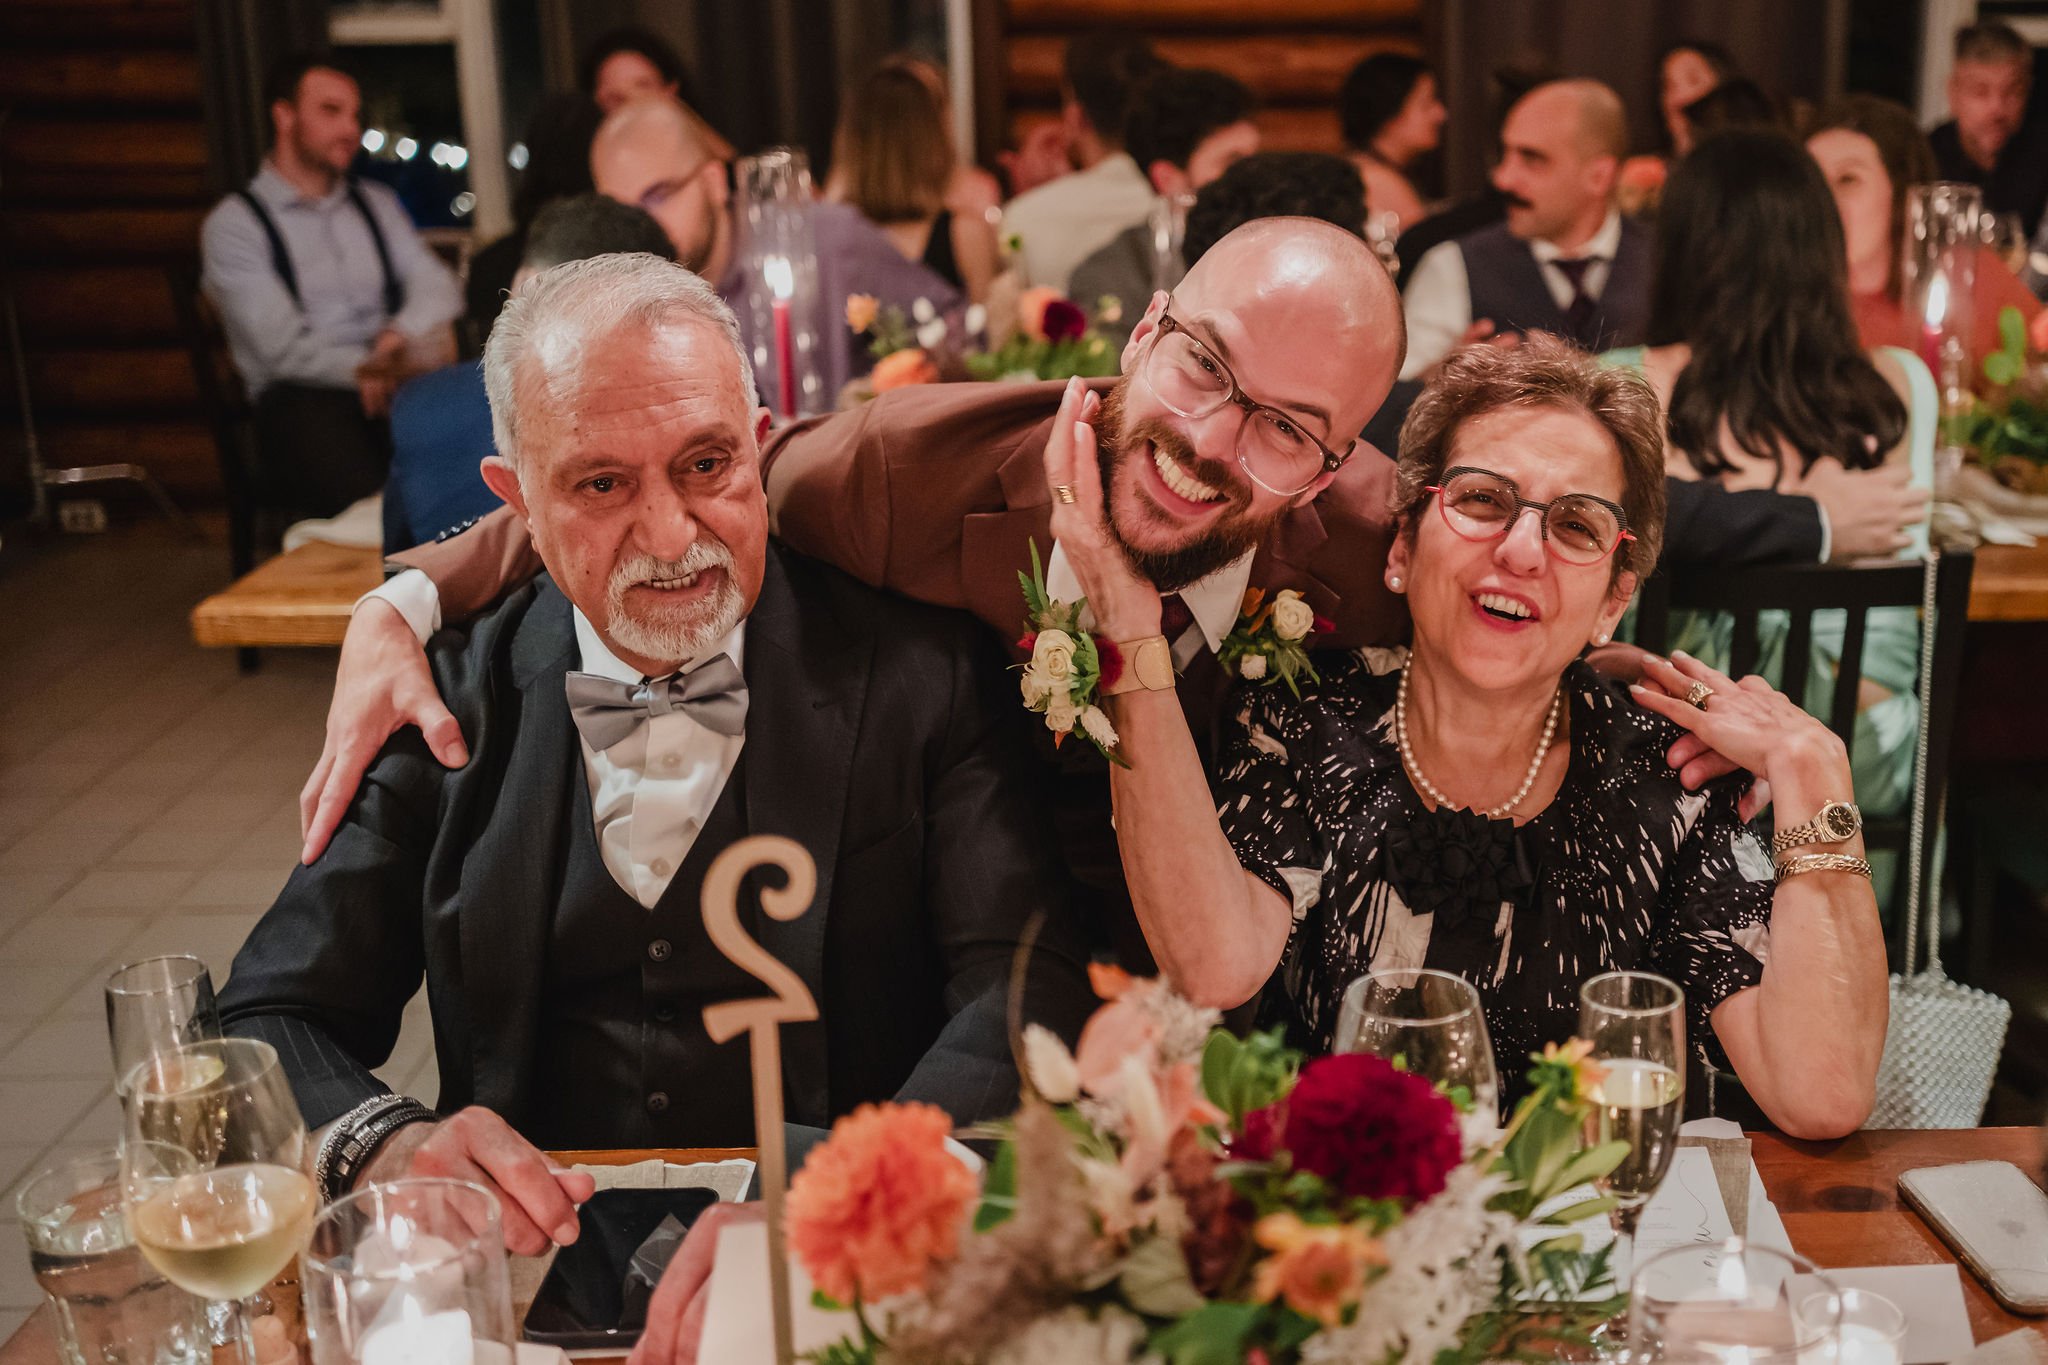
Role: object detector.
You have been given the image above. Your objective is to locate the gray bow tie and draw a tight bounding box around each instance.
[565,655,748,751]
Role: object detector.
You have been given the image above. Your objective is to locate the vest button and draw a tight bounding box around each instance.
[646,1091,670,1114]
[652,1004,677,1024]
[651,858,673,878]
[647,939,673,962]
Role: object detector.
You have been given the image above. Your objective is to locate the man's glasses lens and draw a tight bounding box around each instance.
[1146,330,1330,495]
[1440,472,1621,563]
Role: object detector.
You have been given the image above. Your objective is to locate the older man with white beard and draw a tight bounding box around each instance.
[216,253,1095,1258]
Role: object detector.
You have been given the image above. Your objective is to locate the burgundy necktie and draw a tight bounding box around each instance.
[1159,593,1194,644]
[1552,257,1600,344]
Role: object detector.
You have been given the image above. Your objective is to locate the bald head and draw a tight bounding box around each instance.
[1159,216,1404,437]
[590,96,731,274]
[1493,79,1625,245]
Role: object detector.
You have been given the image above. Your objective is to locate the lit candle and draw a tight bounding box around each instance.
[764,255,797,420]
[1831,1324,1902,1365]
[359,1306,475,1365]
[1920,272,1951,373]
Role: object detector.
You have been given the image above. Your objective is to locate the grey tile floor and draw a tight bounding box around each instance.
[0,521,438,1339]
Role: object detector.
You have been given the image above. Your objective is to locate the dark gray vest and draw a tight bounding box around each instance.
[1454,218,1651,353]
[528,753,761,1149]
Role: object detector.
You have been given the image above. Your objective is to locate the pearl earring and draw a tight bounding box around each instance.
[1390,575,1402,590]
[1594,633,1609,645]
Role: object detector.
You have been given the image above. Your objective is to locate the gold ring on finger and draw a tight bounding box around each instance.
[1054,484,1078,504]
[1685,681,1715,710]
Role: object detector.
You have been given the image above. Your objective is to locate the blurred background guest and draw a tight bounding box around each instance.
[1395,58,1557,279]
[1930,20,2048,238]
[999,30,1166,290]
[825,56,1000,305]
[580,24,705,118]
[590,96,958,399]
[1808,94,2041,367]
[1658,40,1739,158]
[1610,127,1932,821]
[461,92,603,349]
[1339,52,1447,235]
[1400,78,1645,379]
[1180,151,1367,268]
[1680,78,1781,144]
[201,51,462,520]
[383,194,676,554]
[1068,67,1259,345]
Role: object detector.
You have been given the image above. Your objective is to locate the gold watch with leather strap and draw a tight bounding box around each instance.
[1100,635,1175,696]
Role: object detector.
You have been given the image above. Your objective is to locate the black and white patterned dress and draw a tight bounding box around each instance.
[1215,648,1774,1085]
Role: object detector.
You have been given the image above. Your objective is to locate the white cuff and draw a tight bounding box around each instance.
[1813,501,1832,563]
[356,568,441,644]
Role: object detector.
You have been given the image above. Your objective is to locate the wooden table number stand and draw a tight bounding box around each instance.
[700,836,819,1365]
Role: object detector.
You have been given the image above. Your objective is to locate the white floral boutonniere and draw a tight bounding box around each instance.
[1016,541,1126,765]
[1217,587,1332,697]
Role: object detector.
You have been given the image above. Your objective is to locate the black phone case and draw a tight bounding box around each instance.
[521,1187,723,1349]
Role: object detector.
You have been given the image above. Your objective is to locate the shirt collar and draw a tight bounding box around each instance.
[571,607,747,683]
[1531,207,1624,265]
[1045,541,1254,654]
[253,160,348,210]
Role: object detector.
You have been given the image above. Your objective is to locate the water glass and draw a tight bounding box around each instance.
[303,1180,514,1365]
[17,1150,208,1365]
[1630,1239,1839,1363]
[1334,968,1499,1120]
[106,957,221,1099]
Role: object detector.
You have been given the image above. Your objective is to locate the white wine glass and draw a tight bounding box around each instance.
[1335,968,1500,1125]
[121,1038,313,1365]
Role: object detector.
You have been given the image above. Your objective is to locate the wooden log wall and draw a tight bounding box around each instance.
[994,0,1423,161]
[0,0,216,502]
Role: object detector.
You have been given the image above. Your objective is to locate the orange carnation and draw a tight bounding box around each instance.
[784,1102,978,1303]
[1249,1212,1385,1326]
[871,347,940,391]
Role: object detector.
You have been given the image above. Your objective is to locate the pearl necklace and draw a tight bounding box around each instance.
[1394,661,1563,820]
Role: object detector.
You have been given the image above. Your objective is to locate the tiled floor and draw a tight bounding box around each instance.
[0,519,437,1338]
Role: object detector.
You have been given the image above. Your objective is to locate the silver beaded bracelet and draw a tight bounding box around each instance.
[313,1094,435,1202]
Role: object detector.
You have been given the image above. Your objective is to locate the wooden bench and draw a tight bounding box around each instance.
[190,539,382,648]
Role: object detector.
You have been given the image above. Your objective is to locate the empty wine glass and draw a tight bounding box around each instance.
[1630,1239,1838,1362]
[121,1039,313,1365]
[107,957,221,1099]
[1335,968,1499,1123]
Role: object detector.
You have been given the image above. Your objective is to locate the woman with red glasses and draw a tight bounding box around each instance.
[1048,335,1888,1138]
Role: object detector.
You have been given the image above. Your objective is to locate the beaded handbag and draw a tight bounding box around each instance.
[1870,548,2011,1129]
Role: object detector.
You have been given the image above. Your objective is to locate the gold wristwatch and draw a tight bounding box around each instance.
[1770,800,1862,857]
[1100,635,1175,696]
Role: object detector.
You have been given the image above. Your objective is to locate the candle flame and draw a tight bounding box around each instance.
[764,255,794,300]
[1924,273,1950,329]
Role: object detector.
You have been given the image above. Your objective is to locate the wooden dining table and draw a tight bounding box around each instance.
[2,1132,2041,1363]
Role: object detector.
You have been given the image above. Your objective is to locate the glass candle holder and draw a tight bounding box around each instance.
[1903,181,1985,374]
[1796,1289,1905,1365]
[1629,1239,1839,1363]
[303,1180,514,1365]
[734,148,825,420]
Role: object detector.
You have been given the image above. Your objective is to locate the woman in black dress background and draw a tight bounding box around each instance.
[1046,337,1890,1139]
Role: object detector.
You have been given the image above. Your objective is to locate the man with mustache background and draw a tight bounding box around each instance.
[1398,79,1651,378]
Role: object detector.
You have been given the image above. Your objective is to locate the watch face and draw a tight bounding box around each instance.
[1821,803,1859,840]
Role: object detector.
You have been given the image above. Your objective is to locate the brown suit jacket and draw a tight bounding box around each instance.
[396,378,1410,672]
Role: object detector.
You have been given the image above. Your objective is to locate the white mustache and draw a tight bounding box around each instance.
[609,540,732,593]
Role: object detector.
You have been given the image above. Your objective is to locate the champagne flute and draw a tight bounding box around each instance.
[1335,968,1500,1126]
[122,1039,314,1365]
[107,956,221,1100]
[1579,971,1686,1235]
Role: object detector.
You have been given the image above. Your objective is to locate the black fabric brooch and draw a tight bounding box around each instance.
[1382,806,1536,931]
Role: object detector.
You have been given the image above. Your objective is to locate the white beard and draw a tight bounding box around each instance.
[603,540,745,665]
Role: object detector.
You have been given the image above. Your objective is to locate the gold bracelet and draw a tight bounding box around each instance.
[1774,851,1873,881]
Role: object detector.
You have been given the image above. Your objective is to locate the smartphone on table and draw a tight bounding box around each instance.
[521,1187,723,1351]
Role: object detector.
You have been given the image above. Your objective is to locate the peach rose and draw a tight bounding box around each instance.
[1017,285,1063,342]
[845,293,879,334]
[871,347,940,391]
[785,1101,979,1303]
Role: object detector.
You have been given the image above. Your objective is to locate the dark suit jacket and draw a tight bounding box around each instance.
[220,544,1095,1135]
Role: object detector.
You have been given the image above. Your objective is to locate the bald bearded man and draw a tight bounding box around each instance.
[587,95,957,400]
[1401,78,1650,377]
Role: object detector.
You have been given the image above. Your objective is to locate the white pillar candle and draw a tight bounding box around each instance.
[1832,1324,1902,1365]
[359,1307,475,1365]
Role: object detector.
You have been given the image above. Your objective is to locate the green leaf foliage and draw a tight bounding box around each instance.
[1146,1302,1264,1365]
[1200,1026,1300,1130]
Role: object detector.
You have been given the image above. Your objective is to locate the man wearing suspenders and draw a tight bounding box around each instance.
[200,52,463,519]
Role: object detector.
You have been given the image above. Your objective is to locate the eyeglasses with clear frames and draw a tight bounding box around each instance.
[1426,465,1635,566]
[1140,309,1354,497]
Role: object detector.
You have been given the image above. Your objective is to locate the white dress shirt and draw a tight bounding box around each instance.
[1000,152,1156,293]
[570,609,747,909]
[1399,209,1626,380]
[1045,540,1252,671]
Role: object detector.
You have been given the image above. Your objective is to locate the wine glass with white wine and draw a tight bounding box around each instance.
[1579,971,1685,1354]
[121,1038,314,1365]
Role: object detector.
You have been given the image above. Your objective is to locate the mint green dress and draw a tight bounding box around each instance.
[1603,346,1937,822]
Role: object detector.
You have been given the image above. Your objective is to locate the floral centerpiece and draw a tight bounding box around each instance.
[781,966,1629,1364]
[1947,303,2048,495]
[844,286,1123,402]
[964,285,1123,384]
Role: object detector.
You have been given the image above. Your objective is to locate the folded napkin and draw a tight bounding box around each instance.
[1955,1331,2048,1365]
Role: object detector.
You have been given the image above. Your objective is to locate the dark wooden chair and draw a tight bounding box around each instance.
[167,261,267,672]
[1632,551,1975,950]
